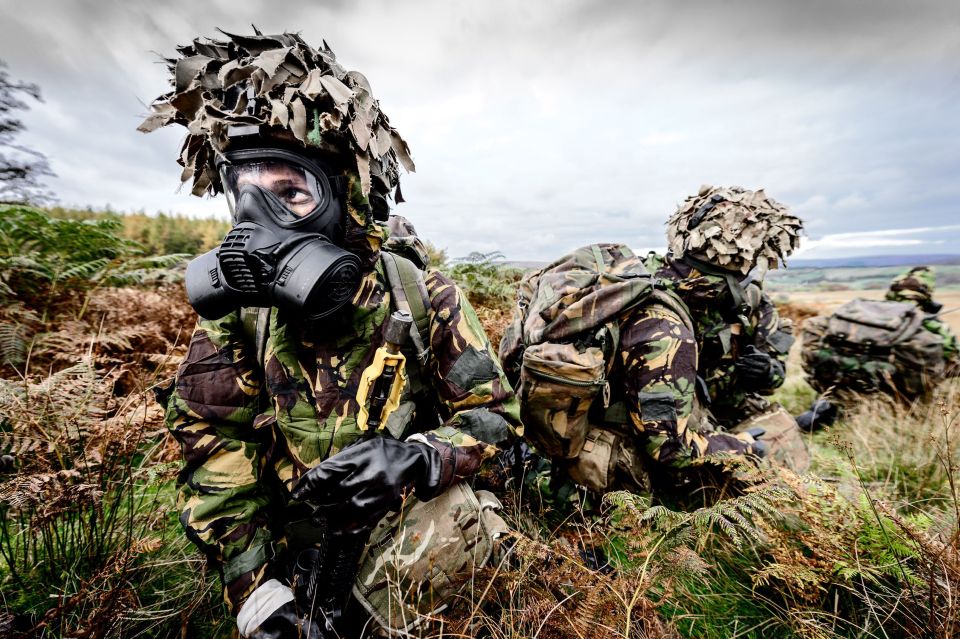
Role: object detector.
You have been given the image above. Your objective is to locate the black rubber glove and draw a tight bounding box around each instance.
[735,345,783,389]
[247,600,324,639]
[744,426,769,458]
[291,437,444,534]
[797,398,839,432]
[751,440,770,458]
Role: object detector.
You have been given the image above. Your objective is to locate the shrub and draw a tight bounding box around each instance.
[446,251,523,311]
[0,205,188,371]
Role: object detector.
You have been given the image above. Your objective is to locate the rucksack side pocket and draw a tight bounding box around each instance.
[519,342,606,459]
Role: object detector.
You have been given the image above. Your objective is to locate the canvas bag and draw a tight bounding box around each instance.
[500,243,691,460]
[801,298,945,397]
[352,484,508,635]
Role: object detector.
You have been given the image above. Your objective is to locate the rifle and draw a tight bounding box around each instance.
[293,311,414,635]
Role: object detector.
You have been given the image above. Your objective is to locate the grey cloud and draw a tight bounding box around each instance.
[0,0,956,260]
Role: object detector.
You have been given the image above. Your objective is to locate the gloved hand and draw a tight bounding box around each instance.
[291,436,445,533]
[735,346,784,389]
[750,440,770,458]
[744,426,769,458]
[796,398,839,432]
[237,579,323,639]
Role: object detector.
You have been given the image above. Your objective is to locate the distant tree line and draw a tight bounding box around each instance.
[45,206,230,256]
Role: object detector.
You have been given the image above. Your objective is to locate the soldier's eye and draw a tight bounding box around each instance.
[279,187,313,205]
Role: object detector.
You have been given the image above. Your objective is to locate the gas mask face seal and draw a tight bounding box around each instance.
[219,148,348,239]
[184,148,361,322]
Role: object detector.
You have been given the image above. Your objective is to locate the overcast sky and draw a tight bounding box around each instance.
[1,0,958,261]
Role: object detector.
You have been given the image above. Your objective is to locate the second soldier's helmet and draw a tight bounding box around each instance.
[666,185,803,276]
[886,266,940,313]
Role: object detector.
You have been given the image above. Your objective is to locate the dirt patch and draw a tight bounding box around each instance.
[775,300,819,328]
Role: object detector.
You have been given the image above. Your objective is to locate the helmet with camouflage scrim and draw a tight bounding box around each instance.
[137,28,415,219]
[666,185,803,276]
[886,266,940,313]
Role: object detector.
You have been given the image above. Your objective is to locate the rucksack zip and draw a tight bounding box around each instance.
[524,367,607,388]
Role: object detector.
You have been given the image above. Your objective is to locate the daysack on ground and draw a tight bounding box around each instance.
[801,298,946,398]
[499,243,691,461]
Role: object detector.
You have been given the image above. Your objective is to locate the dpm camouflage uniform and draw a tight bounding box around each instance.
[886,266,960,374]
[163,180,521,616]
[603,300,758,474]
[648,253,793,427]
[500,244,758,498]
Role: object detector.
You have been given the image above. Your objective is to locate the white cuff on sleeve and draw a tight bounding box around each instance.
[236,579,295,637]
[405,433,431,447]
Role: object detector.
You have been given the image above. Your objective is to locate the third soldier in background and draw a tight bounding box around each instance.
[885,266,959,377]
[797,265,959,429]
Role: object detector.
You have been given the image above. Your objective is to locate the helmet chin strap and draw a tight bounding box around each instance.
[680,253,758,319]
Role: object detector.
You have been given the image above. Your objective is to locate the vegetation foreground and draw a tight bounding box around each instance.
[0,205,958,638]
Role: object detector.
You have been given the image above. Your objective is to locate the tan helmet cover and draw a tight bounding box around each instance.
[138,29,414,201]
[666,185,803,276]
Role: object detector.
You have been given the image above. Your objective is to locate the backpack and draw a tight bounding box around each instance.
[499,243,692,460]
[801,298,946,398]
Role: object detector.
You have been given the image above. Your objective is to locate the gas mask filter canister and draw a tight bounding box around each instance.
[185,148,362,321]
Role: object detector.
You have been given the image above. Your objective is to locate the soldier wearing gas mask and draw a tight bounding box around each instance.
[142,30,520,638]
[645,186,809,472]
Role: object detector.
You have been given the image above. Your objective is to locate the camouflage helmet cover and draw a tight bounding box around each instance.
[666,185,803,275]
[887,265,936,304]
[137,28,415,201]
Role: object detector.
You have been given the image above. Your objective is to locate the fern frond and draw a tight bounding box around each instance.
[0,320,31,366]
[60,257,112,281]
[0,433,53,456]
[639,504,686,531]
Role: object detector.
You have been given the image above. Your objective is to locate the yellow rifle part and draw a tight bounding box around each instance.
[356,311,413,432]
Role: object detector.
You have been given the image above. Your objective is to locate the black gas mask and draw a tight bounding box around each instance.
[185,148,362,321]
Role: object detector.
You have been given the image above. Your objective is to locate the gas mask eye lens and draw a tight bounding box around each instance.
[238,163,316,213]
[219,150,333,226]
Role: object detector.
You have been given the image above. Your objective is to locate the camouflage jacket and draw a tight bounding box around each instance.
[887,289,960,369]
[924,317,960,371]
[164,191,520,614]
[606,300,756,468]
[499,243,755,473]
[647,254,793,426]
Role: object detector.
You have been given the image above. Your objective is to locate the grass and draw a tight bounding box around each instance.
[1,207,958,637]
[4,305,959,638]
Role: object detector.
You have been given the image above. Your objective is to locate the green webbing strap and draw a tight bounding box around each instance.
[591,244,606,273]
[380,251,431,362]
[682,254,752,315]
[240,306,271,369]
[223,533,275,584]
[603,401,629,425]
[381,251,432,398]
